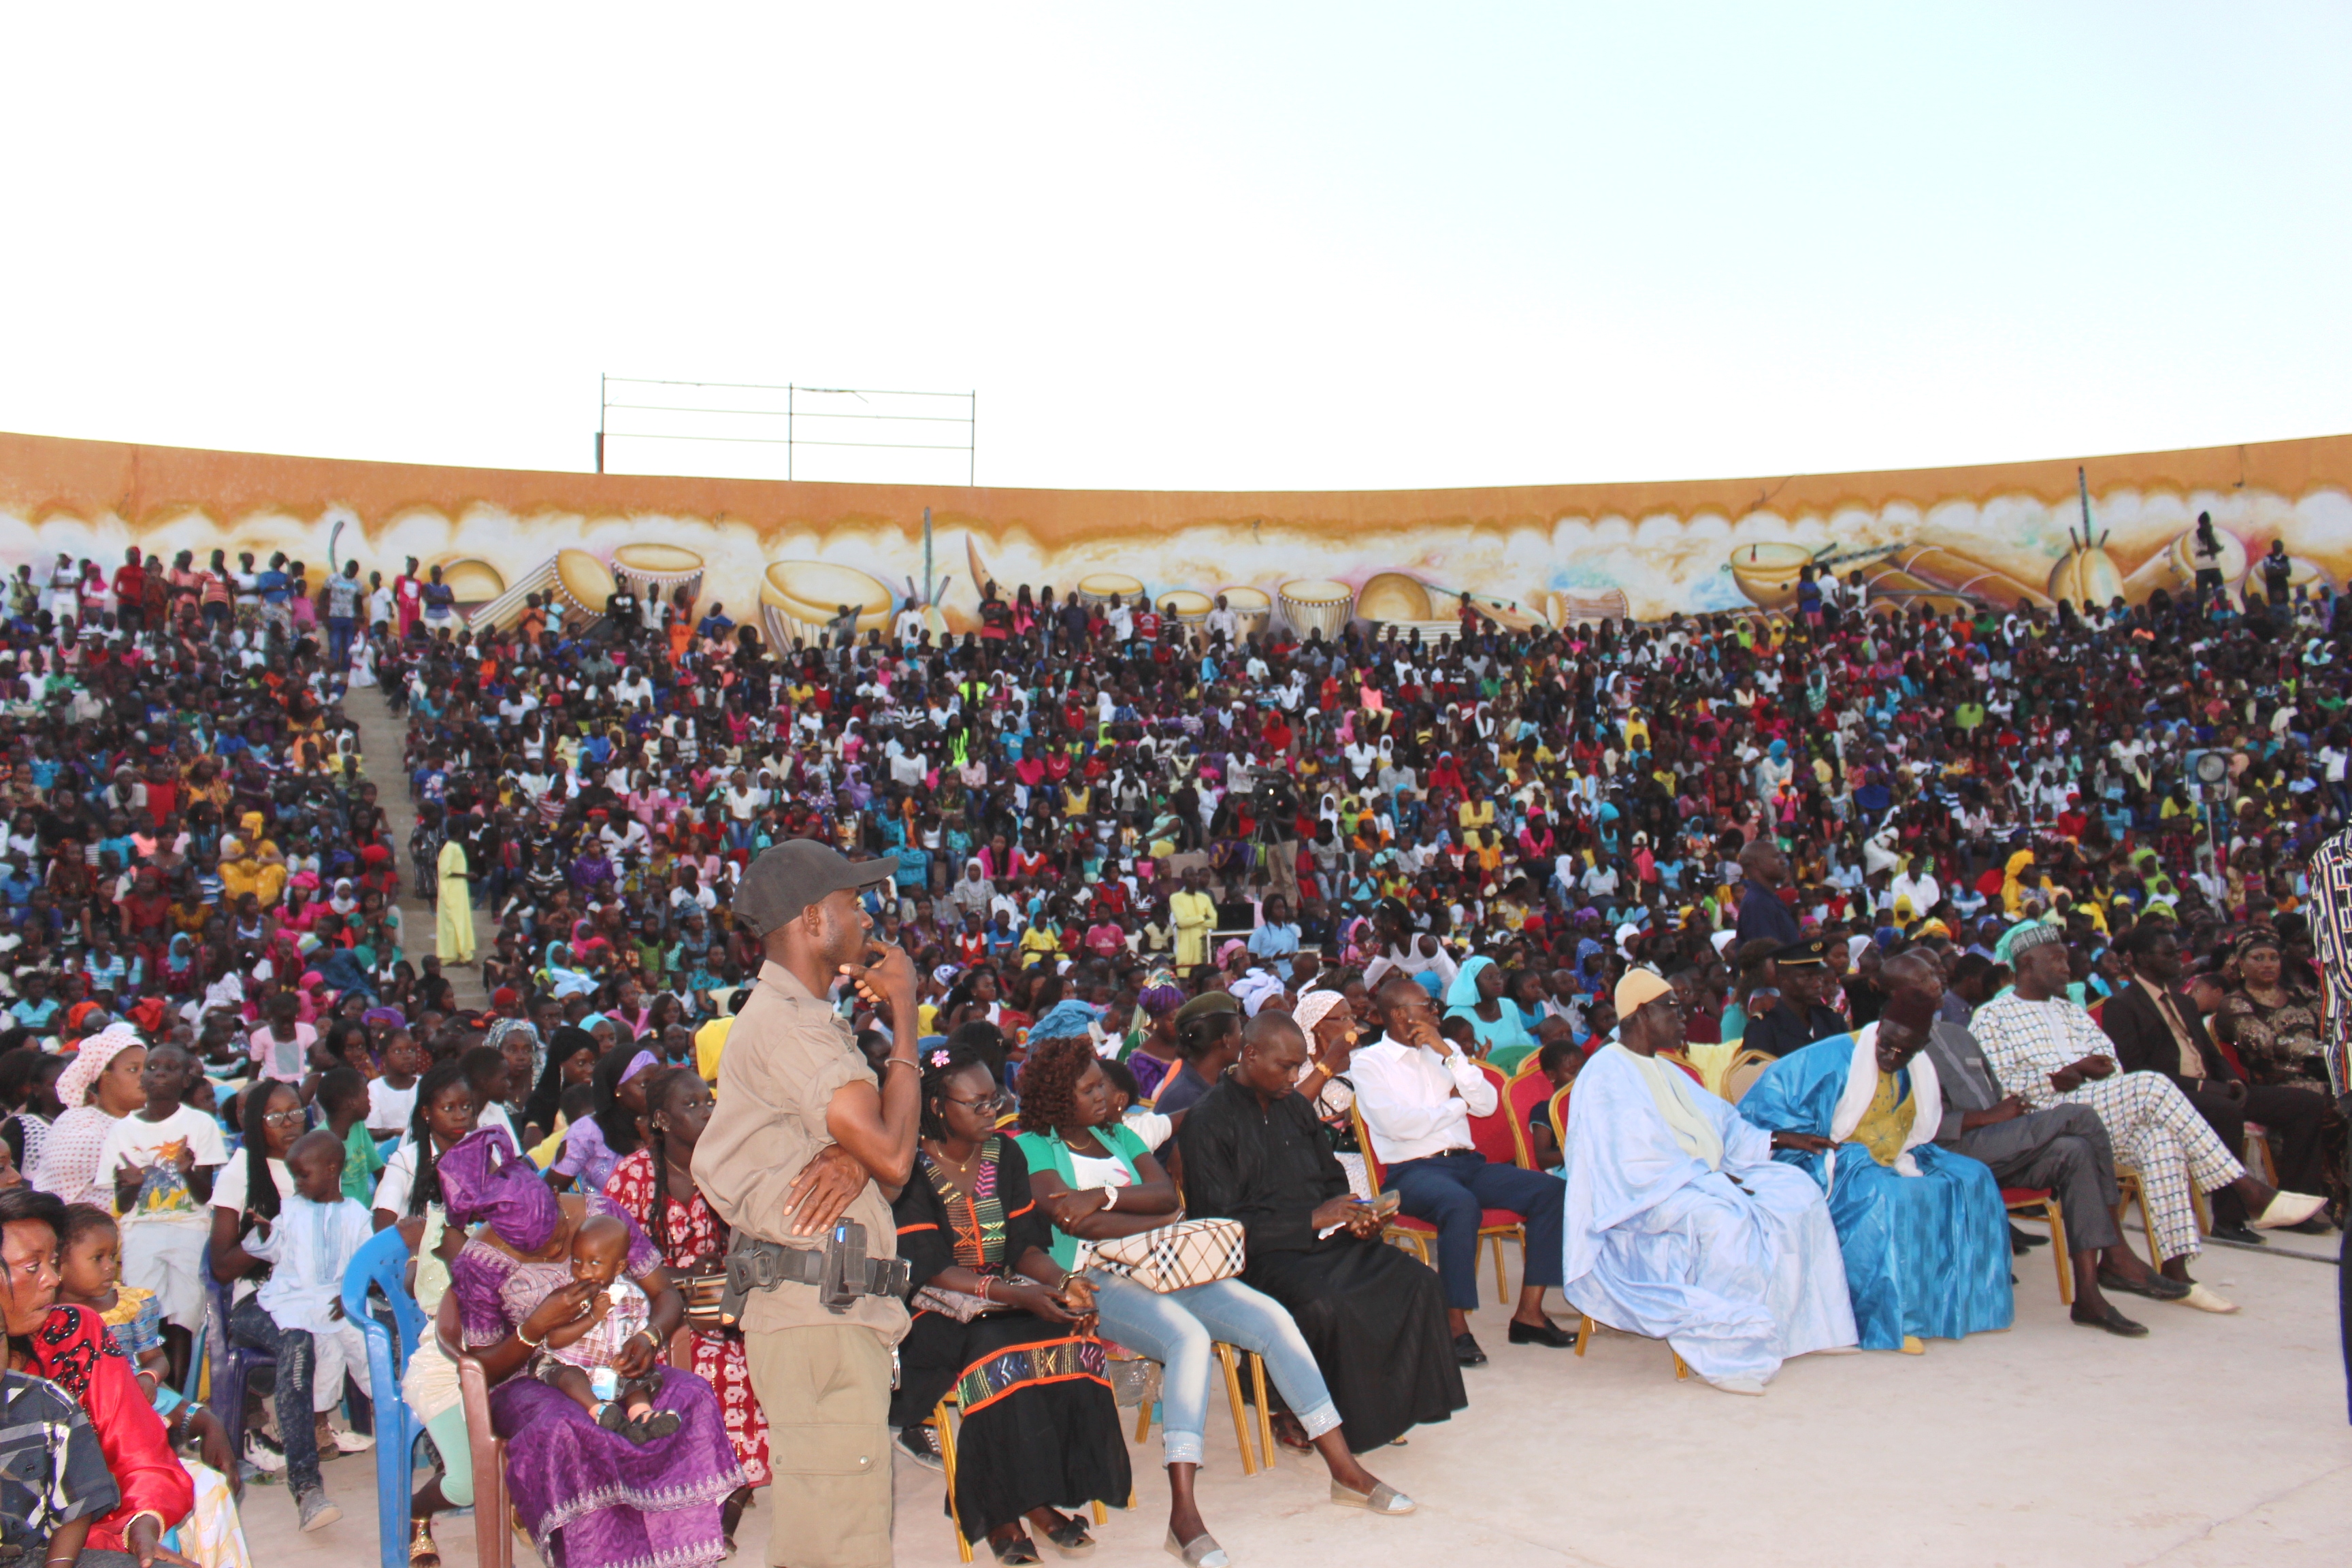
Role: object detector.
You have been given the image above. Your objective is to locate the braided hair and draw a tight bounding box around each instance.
[917,1036,996,1143]
[638,1066,713,1266]
[404,1060,472,1218]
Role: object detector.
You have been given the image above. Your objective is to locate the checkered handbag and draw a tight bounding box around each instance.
[1089,1218,1247,1294]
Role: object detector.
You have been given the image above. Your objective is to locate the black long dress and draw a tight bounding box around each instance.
[1176,1077,1465,1451]
[889,1136,1132,1539]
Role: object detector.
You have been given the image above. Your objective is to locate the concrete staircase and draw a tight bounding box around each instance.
[342,683,487,1012]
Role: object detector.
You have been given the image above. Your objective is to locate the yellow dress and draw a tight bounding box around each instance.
[436,838,476,963]
[1171,888,1217,970]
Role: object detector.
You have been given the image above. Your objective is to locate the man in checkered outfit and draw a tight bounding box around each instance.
[1970,920,2324,1315]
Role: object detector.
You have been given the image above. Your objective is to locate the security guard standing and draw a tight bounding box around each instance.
[696,840,922,1568]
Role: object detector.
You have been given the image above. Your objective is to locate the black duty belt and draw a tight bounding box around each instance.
[719,1223,911,1324]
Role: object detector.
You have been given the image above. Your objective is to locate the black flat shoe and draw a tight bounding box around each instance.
[1452,1332,1488,1367]
[1506,1317,1577,1348]
[992,1537,1041,1566]
[2071,1303,2149,1338]
[1042,1516,1094,1558]
[2097,1267,2190,1301]
[2008,1224,2048,1250]
[2209,1222,2266,1245]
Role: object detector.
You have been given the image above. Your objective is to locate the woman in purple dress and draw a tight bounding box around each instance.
[440,1130,744,1568]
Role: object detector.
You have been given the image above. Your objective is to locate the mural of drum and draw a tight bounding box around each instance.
[1075,571,1145,606]
[1728,540,1819,610]
[1355,571,1434,623]
[759,559,896,651]
[1279,578,1355,639]
[1218,585,1273,638]
[550,549,619,627]
[612,542,706,614]
[435,557,508,608]
[1159,589,1213,627]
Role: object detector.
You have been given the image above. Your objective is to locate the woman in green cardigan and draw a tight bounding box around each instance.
[1014,1032,1412,1568]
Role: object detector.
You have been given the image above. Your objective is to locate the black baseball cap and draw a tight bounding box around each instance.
[732,840,897,936]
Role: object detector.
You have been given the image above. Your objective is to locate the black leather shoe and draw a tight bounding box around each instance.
[1452,1333,1488,1367]
[2008,1224,2048,1250]
[2209,1222,2266,1245]
[1506,1317,1576,1348]
[2097,1267,2190,1301]
[2070,1303,2149,1338]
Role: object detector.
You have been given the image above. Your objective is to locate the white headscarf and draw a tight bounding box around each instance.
[1292,990,1350,1038]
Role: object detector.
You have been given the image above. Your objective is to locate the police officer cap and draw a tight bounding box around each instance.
[732,840,898,936]
[1772,936,1829,968]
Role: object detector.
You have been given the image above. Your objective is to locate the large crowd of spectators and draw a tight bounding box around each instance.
[0,533,2346,1568]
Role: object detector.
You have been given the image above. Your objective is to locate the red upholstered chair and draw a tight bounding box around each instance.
[1503,1064,1558,1169]
[1350,1101,1526,1301]
[1654,1048,1705,1085]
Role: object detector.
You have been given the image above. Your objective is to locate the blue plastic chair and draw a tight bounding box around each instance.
[201,1248,275,1467]
[343,1226,425,1568]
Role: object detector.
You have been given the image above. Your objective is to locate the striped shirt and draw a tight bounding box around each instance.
[2304,826,2352,1097]
[1966,991,2112,1109]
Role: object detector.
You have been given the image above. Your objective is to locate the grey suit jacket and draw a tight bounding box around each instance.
[1925,1018,2006,1141]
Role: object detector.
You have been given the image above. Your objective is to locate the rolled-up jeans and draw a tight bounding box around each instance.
[1087,1269,1341,1467]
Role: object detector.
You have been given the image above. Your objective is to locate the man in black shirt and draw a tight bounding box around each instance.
[1743,937,1849,1058]
[1734,839,1802,949]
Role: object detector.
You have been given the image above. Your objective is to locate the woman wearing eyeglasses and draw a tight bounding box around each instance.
[209,1078,358,1526]
[887,1037,1130,1565]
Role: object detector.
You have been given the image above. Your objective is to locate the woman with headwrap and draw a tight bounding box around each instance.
[242,811,288,907]
[441,1128,742,1568]
[602,1070,766,1546]
[1119,968,1188,1104]
[552,1045,660,1194]
[1441,955,1539,1073]
[1753,737,1794,804]
[2000,849,2044,917]
[31,1025,148,1209]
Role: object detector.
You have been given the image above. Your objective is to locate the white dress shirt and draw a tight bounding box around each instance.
[1350,1037,1499,1164]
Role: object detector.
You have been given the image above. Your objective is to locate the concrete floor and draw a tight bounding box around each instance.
[344,681,485,1011]
[238,1228,2351,1568]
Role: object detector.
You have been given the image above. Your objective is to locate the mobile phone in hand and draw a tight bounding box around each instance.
[1371,1190,1402,1219]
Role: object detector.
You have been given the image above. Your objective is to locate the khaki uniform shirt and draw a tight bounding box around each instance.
[693,960,909,1343]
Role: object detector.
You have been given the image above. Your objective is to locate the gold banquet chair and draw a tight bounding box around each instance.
[1548,1081,1690,1382]
[1127,1342,1275,1474]
[928,1392,1117,1565]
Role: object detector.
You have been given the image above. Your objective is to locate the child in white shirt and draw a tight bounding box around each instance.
[244,1130,375,1441]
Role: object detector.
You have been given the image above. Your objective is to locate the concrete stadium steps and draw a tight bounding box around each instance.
[343,683,486,1013]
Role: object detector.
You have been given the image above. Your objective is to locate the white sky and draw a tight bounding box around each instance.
[3,4,2349,494]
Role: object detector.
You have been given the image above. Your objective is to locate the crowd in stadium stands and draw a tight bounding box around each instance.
[0,526,2345,1568]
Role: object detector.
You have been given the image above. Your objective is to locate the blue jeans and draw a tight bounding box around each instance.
[326,616,355,672]
[229,1293,322,1495]
[1385,1149,1565,1311]
[1087,1271,1341,1467]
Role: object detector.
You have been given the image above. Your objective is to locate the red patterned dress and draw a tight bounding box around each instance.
[603,1147,771,1486]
